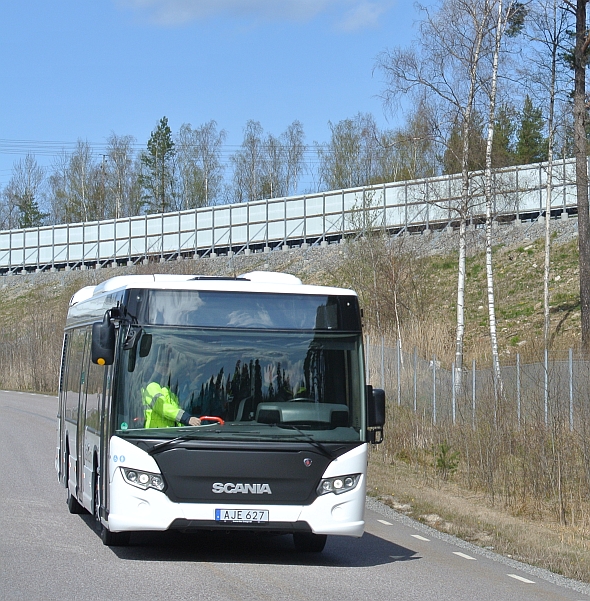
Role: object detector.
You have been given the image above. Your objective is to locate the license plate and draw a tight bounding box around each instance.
[215,509,269,523]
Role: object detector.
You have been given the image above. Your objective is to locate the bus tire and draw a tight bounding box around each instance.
[66,489,86,514]
[65,444,86,514]
[100,524,131,547]
[93,461,100,521]
[293,532,327,553]
[93,470,130,546]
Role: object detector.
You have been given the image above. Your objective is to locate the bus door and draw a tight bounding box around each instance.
[81,346,105,511]
[56,333,69,483]
[63,328,89,501]
[75,330,90,506]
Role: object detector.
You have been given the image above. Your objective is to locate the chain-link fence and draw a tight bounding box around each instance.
[366,337,590,432]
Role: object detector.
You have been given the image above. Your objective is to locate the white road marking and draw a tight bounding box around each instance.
[411,534,430,541]
[453,552,476,560]
[377,519,392,526]
[507,574,535,584]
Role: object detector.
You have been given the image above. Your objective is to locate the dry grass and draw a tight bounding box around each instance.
[368,457,590,582]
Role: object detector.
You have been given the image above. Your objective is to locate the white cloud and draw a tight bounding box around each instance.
[118,0,392,28]
[119,0,333,25]
[336,2,390,31]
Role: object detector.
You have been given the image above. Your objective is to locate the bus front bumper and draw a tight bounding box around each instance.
[107,468,366,537]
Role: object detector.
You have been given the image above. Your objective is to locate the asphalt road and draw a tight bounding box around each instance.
[1,390,589,601]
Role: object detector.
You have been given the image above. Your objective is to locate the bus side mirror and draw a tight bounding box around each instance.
[139,333,152,357]
[91,314,115,366]
[367,386,385,444]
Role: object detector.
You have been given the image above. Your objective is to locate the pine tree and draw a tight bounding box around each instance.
[515,96,548,164]
[17,193,47,228]
[140,117,176,213]
[491,103,517,167]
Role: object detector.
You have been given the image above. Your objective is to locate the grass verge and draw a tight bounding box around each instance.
[368,458,590,582]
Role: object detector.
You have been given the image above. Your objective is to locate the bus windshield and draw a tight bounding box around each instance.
[114,327,365,443]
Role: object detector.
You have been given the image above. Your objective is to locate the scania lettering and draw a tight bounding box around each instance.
[212,483,273,494]
[55,272,385,552]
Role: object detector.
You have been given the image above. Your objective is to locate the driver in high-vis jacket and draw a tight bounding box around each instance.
[142,346,201,428]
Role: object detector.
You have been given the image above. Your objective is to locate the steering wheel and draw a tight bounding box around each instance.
[288,397,314,403]
[199,415,225,425]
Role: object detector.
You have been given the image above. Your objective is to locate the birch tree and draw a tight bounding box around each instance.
[231,120,306,203]
[105,133,139,218]
[482,0,526,405]
[68,140,96,222]
[176,120,226,208]
[281,120,306,197]
[259,122,306,198]
[231,120,265,203]
[317,113,396,190]
[377,0,497,389]
[48,151,70,224]
[525,1,570,346]
[483,0,504,405]
[390,99,438,181]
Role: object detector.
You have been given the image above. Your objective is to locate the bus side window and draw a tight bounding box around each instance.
[85,343,105,433]
[59,333,69,399]
[65,329,88,422]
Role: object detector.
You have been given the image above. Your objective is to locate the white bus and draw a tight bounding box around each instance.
[56,271,385,551]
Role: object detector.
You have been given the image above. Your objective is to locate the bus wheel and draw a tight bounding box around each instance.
[65,445,86,514]
[66,489,85,514]
[93,468,102,522]
[293,532,327,553]
[100,524,131,547]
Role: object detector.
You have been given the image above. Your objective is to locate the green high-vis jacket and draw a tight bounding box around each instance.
[142,381,192,428]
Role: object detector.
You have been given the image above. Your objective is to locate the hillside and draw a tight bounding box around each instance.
[0,215,582,388]
[399,217,581,363]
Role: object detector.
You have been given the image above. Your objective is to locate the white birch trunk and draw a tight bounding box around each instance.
[454,4,487,392]
[455,216,467,390]
[484,0,505,405]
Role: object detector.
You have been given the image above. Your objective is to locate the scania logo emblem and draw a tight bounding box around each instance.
[212,482,272,494]
[303,458,312,467]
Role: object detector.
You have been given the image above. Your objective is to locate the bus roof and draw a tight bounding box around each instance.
[69,272,357,308]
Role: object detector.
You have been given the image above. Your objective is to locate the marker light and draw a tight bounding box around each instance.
[317,474,361,496]
[121,468,166,491]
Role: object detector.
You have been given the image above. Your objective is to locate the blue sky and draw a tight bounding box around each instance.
[0,0,427,190]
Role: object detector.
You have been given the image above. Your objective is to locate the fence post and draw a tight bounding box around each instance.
[381,335,385,391]
[569,348,574,432]
[517,353,521,430]
[397,338,401,406]
[544,347,549,427]
[365,335,370,383]
[432,354,437,425]
[451,361,457,426]
[413,347,417,413]
[472,358,476,431]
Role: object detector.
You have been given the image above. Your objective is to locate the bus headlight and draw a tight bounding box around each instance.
[317,474,360,496]
[121,467,166,492]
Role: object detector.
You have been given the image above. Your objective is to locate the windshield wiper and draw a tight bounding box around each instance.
[274,424,337,459]
[148,435,193,456]
[147,431,223,455]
